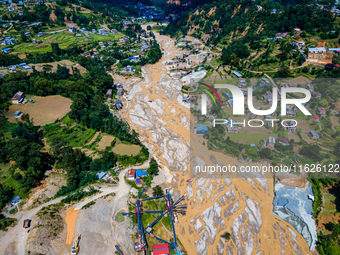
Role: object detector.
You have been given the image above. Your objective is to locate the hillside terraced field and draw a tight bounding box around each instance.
[13,31,125,53]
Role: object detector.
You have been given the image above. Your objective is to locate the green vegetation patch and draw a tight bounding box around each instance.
[0,215,16,231]
[115,210,125,222]
[44,122,96,148]
[61,187,98,204]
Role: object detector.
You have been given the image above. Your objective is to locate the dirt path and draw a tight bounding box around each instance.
[0,195,65,255]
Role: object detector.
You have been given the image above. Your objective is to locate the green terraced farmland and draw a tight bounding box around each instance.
[13,31,125,53]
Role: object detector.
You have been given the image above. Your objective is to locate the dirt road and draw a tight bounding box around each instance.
[60,160,150,255]
[0,161,149,255]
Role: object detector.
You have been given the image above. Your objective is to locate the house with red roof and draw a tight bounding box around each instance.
[126,169,136,180]
[152,243,170,255]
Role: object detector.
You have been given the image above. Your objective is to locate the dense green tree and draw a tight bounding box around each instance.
[0,185,14,209]
[148,158,159,176]
[259,148,272,159]
[221,232,231,240]
[152,185,164,196]
[11,115,43,144]
[300,144,324,161]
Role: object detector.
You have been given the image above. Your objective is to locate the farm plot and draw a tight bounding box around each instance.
[6,95,72,126]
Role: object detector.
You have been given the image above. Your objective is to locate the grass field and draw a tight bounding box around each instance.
[5,95,72,126]
[112,143,141,156]
[321,192,337,217]
[13,31,125,53]
[97,135,141,155]
[97,135,115,150]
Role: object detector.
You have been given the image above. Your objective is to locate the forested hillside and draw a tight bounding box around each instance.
[164,0,337,45]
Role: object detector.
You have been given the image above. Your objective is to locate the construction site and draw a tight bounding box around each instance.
[122,188,187,255]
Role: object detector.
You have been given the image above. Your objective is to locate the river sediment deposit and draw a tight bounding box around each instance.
[117,27,314,254]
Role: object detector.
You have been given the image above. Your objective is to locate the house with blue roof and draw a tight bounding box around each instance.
[136,169,148,177]
[308,130,319,139]
[96,172,107,180]
[196,125,208,134]
[232,70,243,78]
[1,48,11,53]
[11,196,21,204]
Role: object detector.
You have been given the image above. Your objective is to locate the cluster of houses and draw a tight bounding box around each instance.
[5,63,31,72]
[258,2,340,16]
[0,36,15,46]
[79,37,151,65]
[112,100,123,110]
[314,2,340,14]
[126,168,148,187]
[81,50,100,58]
[180,69,207,84]
[118,36,130,43]
[307,46,340,62]
[177,37,202,48]
[68,26,113,37]
[262,136,290,148]
[141,40,151,51]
